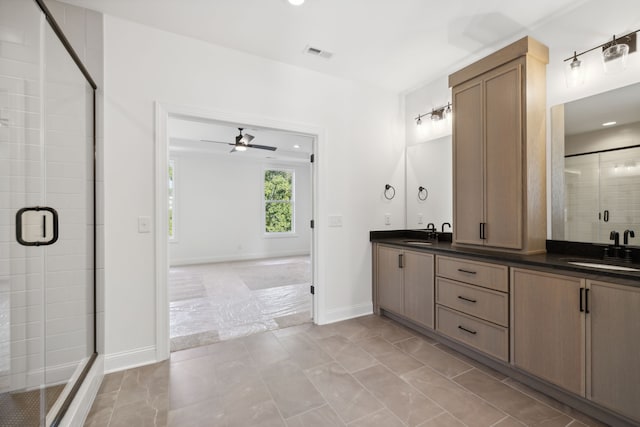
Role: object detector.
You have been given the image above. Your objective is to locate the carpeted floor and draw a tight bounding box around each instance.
[169,256,312,352]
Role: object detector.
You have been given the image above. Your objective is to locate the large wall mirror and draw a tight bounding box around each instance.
[551,82,640,246]
[405,136,453,230]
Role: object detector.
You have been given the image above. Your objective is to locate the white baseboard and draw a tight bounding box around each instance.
[56,355,104,427]
[321,302,373,325]
[170,250,310,266]
[104,346,157,373]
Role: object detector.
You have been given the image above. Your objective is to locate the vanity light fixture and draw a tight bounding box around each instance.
[293,144,300,149]
[415,102,452,125]
[288,0,305,5]
[602,121,617,126]
[564,29,638,87]
[565,51,586,88]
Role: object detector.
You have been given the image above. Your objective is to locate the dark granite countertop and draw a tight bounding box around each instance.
[370,230,640,287]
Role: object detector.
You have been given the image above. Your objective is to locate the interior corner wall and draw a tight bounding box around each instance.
[168,153,311,266]
[102,16,404,369]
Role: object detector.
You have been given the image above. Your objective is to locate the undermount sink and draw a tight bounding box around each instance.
[402,240,433,246]
[566,261,640,272]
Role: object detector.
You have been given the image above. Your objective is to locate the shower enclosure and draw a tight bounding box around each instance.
[1,0,97,425]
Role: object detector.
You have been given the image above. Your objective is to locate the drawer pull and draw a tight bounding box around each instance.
[458,325,477,335]
[457,269,477,275]
[457,295,477,303]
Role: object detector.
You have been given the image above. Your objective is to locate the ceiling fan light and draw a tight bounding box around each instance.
[235,145,247,152]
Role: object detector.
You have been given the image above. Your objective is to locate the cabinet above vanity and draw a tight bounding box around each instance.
[449,36,548,254]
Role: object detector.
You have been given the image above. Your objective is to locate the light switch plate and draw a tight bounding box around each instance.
[417,213,424,225]
[328,215,343,227]
[138,216,151,233]
[384,213,391,225]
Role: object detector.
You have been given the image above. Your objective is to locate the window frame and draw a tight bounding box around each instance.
[263,167,297,238]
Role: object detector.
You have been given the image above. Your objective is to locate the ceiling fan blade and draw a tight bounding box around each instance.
[201,139,234,146]
[247,144,277,151]
[239,133,255,144]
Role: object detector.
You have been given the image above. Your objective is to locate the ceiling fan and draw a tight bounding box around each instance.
[201,128,277,152]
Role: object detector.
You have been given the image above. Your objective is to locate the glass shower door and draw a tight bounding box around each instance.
[1,0,95,425]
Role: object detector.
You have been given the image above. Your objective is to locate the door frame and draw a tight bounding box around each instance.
[154,102,324,360]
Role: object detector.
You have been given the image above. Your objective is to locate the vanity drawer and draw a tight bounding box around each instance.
[436,255,508,292]
[436,305,509,362]
[436,278,508,326]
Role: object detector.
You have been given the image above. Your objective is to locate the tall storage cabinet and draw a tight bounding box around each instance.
[449,36,548,254]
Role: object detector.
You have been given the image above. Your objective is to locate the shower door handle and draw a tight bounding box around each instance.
[16,207,59,246]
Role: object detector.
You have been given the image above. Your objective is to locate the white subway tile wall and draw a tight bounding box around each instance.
[564,147,640,244]
[1,0,97,395]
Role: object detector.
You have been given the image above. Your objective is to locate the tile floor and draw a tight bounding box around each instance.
[169,256,312,351]
[84,315,607,427]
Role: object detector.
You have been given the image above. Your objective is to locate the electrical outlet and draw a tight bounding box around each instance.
[418,213,424,224]
[384,213,391,225]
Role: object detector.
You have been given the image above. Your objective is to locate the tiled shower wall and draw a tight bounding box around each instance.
[565,146,640,244]
[0,0,44,392]
[0,0,104,393]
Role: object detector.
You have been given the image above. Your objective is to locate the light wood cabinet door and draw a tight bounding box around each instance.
[484,61,523,249]
[453,79,484,246]
[587,280,640,422]
[404,251,434,328]
[450,37,547,254]
[511,268,585,396]
[377,245,404,315]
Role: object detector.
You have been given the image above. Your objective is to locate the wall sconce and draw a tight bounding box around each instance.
[415,102,452,125]
[564,29,638,87]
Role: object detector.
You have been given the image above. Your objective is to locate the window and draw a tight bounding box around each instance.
[168,159,176,240]
[264,169,295,234]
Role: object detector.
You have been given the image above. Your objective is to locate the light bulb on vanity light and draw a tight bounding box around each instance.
[288,0,305,5]
[602,35,629,74]
[565,51,585,87]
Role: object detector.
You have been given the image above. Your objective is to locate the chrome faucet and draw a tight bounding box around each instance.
[623,229,635,245]
[426,223,436,232]
[441,222,451,233]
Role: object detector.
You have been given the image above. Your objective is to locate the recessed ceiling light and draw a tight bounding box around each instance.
[602,121,617,126]
[288,0,304,5]
[293,144,300,149]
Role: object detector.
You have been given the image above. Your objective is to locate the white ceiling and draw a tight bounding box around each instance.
[57,0,588,92]
[564,82,640,135]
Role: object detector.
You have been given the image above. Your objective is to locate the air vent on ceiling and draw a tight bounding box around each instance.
[304,45,333,59]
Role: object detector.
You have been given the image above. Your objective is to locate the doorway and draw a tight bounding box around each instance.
[155,108,318,355]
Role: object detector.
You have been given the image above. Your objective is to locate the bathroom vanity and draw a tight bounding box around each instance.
[371,233,640,427]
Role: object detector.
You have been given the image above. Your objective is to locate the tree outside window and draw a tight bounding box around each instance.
[264,169,294,233]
